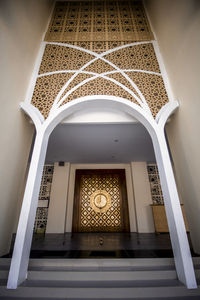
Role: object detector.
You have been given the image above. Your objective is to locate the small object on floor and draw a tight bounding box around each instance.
[99,237,104,246]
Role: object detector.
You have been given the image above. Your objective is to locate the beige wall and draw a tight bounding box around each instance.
[131,162,155,233]
[46,163,70,234]
[145,0,200,252]
[0,0,53,255]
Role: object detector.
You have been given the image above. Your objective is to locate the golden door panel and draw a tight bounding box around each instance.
[73,169,130,232]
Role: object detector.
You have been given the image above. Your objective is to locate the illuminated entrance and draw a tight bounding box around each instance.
[73,169,130,233]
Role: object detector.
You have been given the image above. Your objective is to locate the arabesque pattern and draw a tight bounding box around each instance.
[61,76,138,106]
[32,73,74,119]
[104,44,160,72]
[84,59,115,74]
[106,72,141,100]
[30,0,169,120]
[39,44,95,74]
[126,72,168,117]
[59,73,94,101]
[147,164,164,205]
[34,165,54,233]
[45,0,153,46]
[79,174,122,232]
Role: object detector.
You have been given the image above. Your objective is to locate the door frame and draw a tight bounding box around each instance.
[66,163,137,233]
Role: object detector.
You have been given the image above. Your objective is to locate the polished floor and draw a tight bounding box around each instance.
[8,233,197,259]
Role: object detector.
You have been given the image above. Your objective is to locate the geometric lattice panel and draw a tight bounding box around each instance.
[73,170,130,232]
[39,44,95,74]
[29,1,170,121]
[106,72,141,100]
[104,44,160,73]
[59,73,94,101]
[84,59,116,74]
[147,164,164,205]
[31,73,74,119]
[61,76,139,107]
[45,0,153,47]
[38,165,54,201]
[34,208,48,234]
[34,165,54,233]
[80,174,122,232]
[126,72,169,117]
[31,43,169,119]
[39,43,160,75]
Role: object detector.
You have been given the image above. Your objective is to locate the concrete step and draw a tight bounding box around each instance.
[1,269,200,287]
[0,258,200,299]
[0,257,200,271]
[20,270,182,287]
[1,257,200,271]
[1,286,200,299]
[0,269,180,287]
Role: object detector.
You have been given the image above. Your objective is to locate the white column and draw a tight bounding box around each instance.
[7,130,49,289]
[131,162,155,233]
[153,127,197,289]
[46,162,70,233]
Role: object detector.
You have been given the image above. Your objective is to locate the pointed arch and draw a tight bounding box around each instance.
[7,98,196,289]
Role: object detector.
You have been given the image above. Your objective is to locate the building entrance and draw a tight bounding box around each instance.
[72,169,130,233]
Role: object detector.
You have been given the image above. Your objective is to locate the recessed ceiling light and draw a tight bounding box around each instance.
[114,139,119,142]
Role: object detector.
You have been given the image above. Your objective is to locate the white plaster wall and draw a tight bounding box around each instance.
[65,164,137,232]
[145,0,200,252]
[0,0,53,255]
[62,107,137,123]
[46,162,70,233]
[131,162,155,233]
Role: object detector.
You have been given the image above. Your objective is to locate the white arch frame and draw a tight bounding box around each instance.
[7,96,197,289]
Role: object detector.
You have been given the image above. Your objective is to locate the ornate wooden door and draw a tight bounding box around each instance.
[72,169,130,232]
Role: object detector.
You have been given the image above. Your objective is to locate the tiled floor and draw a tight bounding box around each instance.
[8,233,196,259]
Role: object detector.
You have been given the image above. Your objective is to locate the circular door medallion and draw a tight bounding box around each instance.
[90,190,111,213]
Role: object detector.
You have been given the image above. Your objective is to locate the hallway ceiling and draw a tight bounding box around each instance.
[45,123,156,164]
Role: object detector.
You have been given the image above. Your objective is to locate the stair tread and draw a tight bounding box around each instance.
[26,270,178,281]
[1,258,200,269]
[1,286,200,299]
[0,269,178,280]
[1,258,199,298]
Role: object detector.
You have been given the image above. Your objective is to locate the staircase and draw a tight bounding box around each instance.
[0,257,200,299]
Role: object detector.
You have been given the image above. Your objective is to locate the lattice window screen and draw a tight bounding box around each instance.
[34,165,54,233]
[147,164,164,205]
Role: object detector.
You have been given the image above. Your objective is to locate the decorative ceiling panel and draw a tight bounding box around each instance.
[45,0,153,45]
[60,77,139,107]
[39,44,95,74]
[104,44,160,73]
[29,1,169,121]
[59,73,94,101]
[106,72,141,100]
[31,73,74,119]
[84,59,116,74]
[126,72,168,118]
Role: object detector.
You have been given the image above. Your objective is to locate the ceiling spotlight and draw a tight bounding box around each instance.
[114,139,119,142]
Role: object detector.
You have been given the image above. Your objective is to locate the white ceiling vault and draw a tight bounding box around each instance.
[45,122,156,164]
